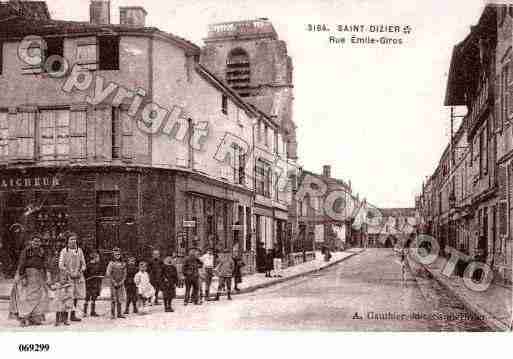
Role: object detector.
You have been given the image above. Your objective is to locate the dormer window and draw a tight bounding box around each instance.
[76,36,119,71]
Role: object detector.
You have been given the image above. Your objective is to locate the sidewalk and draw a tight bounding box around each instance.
[418,257,512,331]
[0,248,364,301]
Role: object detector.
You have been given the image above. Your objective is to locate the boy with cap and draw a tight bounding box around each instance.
[105,248,127,319]
[83,251,103,317]
[124,256,139,315]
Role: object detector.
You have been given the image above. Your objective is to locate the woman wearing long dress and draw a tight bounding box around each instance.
[8,235,51,327]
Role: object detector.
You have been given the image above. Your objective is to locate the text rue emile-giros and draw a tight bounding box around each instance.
[306,24,413,47]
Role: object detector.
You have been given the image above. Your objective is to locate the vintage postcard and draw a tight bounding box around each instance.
[0,0,512,354]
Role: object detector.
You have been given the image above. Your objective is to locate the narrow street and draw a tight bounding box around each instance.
[0,249,490,331]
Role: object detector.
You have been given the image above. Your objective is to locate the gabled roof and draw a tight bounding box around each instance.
[444,5,497,106]
[0,14,200,55]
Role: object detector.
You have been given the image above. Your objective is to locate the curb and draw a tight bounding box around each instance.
[233,249,364,296]
[420,263,510,332]
[0,249,364,302]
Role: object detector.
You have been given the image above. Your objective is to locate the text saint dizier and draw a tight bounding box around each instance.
[337,24,365,32]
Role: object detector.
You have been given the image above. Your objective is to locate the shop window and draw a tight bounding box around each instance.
[0,111,7,158]
[96,191,120,218]
[35,191,68,206]
[39,109,70,161]
[7,192,24,208]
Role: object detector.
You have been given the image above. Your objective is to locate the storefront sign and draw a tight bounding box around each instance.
[0,175,61,189]
[183,220,196,228]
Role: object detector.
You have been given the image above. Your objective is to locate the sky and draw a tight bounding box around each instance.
[43,0,490,208]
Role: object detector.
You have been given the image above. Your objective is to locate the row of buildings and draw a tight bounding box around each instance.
[416,4,513,284]
[0,0,371,275]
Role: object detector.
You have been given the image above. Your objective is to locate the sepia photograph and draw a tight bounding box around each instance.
[0,0,512,356]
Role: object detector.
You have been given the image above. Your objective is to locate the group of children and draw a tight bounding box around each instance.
[49,246,243,324]
[53,247,179,324]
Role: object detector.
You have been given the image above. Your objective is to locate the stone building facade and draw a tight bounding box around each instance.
[0,1,306,275]
[200,19,302,271]
[418,4,513,284]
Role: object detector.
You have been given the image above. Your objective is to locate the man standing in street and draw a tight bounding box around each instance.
[214,250,235,301]
[148,249,163,305]
[199,248,215,301]
[183,248,202,305]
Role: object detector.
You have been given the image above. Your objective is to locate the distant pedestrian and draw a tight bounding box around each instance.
[105,247,127,319]
[399,250,406,283]
[232,253,245,291]
[183,249,202,305]
[161,256,178,312]
[83,251,103,317]
[272,250,283,278]
[134,261,155,313]
[265,249,274,278]
[124,256,139,315]
[148,250,163,305]
[214,250,234,301]
[174,254,185,289]
[58,234,86,322]
[200,248,215,301]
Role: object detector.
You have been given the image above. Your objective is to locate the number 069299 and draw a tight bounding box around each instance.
[18,344,50,352]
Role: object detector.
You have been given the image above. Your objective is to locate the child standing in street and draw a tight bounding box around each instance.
[105,248,127,320]
[124,256,138,315]
[83,251,102,317]
[134,261,155,314]
[161,256,178,312]
[51,275,73,326]
[399,250,407,283]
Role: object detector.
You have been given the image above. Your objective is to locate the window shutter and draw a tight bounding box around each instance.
[93,107,112,161]
[120,107,133,160]
[70,106,87,160]
[39,110,55,160]
[16,109,36,161]
[98,36,120,71]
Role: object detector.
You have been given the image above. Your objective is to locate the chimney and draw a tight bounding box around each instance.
[90,0,110,25]
[322,165,331,178]
[120,6,147,27]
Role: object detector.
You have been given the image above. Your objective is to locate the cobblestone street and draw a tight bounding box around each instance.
[0,249,491,331]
